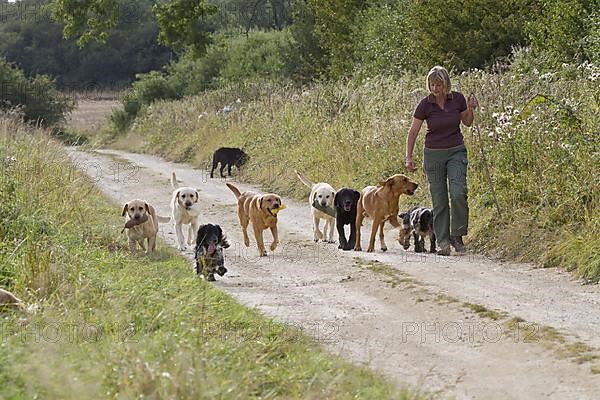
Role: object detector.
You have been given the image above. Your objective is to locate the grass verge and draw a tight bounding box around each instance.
[0,116,417,399]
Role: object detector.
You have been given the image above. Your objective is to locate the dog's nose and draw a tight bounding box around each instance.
[134,214,140,220]
[272,203,280,209]
[185,201,192,207]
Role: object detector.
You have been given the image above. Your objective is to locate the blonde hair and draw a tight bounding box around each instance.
[426,66,451,95]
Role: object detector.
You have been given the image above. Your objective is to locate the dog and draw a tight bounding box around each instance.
[194,224,230,281]
[334,188,361,250]
[210,147,249,178]
[354,174,418,252]
[170,172,202,250]
[226,183,282,256]
[295,170,336,243]
[399,206,436,253]
[121,199,170,253]
[0,288,23,310]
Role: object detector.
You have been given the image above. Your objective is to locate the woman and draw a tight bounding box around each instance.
[405,66,478,256]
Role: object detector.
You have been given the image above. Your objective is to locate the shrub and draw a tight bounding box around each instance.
[0,57,74,127]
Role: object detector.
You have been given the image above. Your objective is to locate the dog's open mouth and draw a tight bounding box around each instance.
[343,203,352,212]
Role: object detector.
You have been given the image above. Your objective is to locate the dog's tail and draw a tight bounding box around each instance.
[156,215,171,223]
[170,172,181,190]
[225,183,242,199]
[295,170,313,188]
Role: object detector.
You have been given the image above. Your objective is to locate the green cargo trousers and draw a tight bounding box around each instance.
[423,144,469,249]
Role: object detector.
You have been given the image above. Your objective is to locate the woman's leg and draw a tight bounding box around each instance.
[447,147,469,238]
[424,149,450,252]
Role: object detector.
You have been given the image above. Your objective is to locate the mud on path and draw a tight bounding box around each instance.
[67,147,600,399]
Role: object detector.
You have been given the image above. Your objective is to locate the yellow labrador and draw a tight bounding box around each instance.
[121,199,169,253]
[354,174,418,252]
[295,170,336,243]
[226,183,282,256]
[170,172,202,250]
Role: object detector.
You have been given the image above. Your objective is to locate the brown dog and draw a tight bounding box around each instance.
[0,288,23,310]
[226,183,282,256]
[354,174,418,252]
[122,199,170,253]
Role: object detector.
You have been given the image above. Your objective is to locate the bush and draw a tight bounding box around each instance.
[0,57,74,127]
[219,30,296,84]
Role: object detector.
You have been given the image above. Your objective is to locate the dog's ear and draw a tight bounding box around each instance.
[353,190,361,201]
[399,212,407,218]
[121,203,128,217]
[333,191,339,206]
[216,225,231,248]
[195,224,207,245]
[381,176,396,187]
[175,189,181,199]
[144,203,150,213]
[194,190,200,202]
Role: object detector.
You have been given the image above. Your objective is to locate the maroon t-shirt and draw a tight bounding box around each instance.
[413,91,467,149]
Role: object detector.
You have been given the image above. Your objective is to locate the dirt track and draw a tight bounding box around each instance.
[67,147,600,399]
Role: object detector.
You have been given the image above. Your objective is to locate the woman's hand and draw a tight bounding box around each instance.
[467,93,478,110]
[405,157,417,172]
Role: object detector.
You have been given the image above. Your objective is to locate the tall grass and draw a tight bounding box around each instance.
[0,117,414,399]
[116,64,599,281]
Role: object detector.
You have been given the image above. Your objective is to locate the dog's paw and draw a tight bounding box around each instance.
[366,246,375,253]
[177,244,186,251]
[207,273,216,282]
[381,246,388,252]
[259,250,268,257]
[354,246,362,251]
[244,237,250,247]
[342,245,352,251]
[315,230,324,240]
[430,249,437,254]
[270,241,278,251]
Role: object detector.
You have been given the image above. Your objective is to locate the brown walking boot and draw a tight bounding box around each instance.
[449,236,466,253]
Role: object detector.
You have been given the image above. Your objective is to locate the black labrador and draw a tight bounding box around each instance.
[210,147,249,178]
[334,188,361,250]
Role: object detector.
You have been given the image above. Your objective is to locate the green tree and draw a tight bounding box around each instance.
[0,0,172,90]
[51,0,120,45]
[305,0,369,78]
[527,0,598,66]
[52,0,216,55]
[409,0,536,71]
[153,0,218,55]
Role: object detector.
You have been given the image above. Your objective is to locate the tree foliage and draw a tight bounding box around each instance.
[0,0,171,89]
[527,0,599,66]
[51,0,120,45]
[153,0,218,55]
